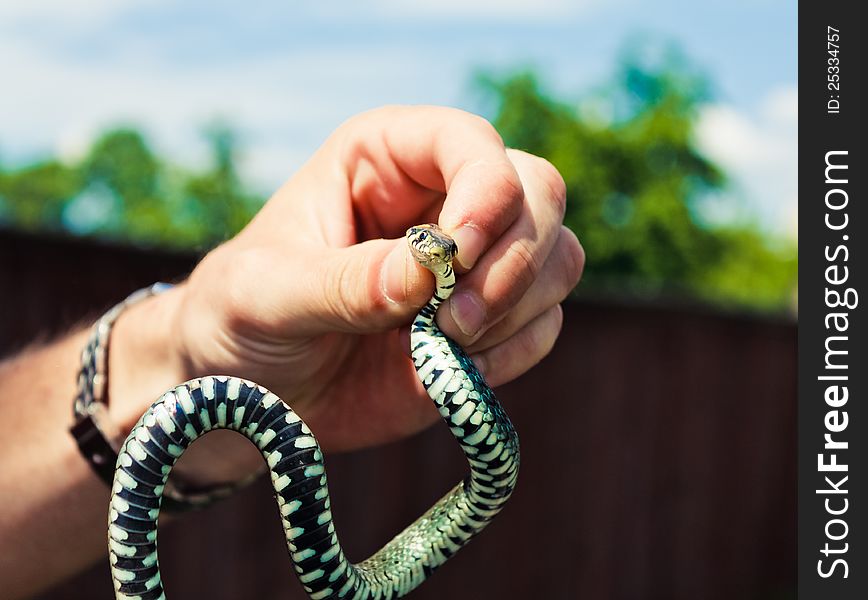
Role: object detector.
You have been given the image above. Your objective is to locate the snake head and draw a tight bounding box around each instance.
[406,224,458,269]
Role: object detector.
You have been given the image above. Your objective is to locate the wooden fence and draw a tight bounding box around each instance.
[0,230,796,599]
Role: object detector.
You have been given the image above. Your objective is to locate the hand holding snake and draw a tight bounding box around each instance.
[0,106,584,599]
[108,107,583,481]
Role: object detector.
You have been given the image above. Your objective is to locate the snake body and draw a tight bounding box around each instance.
[108,224,520,599]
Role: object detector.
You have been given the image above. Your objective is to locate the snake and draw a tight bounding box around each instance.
[107,224,520,599]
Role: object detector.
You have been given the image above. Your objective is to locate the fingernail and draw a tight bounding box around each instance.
[449,291,485,338]
[450,225,486,271]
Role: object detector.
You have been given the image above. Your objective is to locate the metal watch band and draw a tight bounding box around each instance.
[70,282,263,512]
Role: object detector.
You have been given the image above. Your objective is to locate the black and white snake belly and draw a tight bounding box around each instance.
[108,224,520,599]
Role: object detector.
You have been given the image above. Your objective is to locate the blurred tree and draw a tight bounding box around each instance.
[0,160,81,232]
[181,122,261,245]
[479,44,796,310]
[0,126,265,250]
[80,129,161,241]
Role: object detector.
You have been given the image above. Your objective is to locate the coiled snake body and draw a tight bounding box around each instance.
[108,224,520,599]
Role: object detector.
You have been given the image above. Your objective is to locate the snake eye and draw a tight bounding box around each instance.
[418,232,428,241]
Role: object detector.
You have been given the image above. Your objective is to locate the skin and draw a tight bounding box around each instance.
[0,106,584,598]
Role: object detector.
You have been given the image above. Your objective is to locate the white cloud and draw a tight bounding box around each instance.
[761,85,798,126]
[0,34,464,190]
[695,86,797,237]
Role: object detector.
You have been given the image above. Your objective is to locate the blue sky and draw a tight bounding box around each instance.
[0,0,796,236]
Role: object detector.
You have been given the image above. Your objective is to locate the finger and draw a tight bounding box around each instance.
[336,106,525,268]
[436,149,567,344]
[470,304,563,388]
[302,239,435,334]
[214,237,432,338]
[466,226,583,354]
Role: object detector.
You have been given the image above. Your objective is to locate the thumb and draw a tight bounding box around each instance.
[297,237,432,334]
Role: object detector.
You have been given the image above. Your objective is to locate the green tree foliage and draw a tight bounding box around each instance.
[479,47,796,310]
[0,125,263,250]
[0,160,82,231]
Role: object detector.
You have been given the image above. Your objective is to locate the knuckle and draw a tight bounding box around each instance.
[503,237,543,299]
[477,238,540,324]
[222,244,263,287]
[465,112,505,146]
[507,150,566,215]
[515,324,539,361]
[528,306,562,361]
[558,227,585,291]
[335,108,371,138]
[536,157,567,213]
[324,254,370,329]
[518,307,559,362]
[485,306,563,384]
[551,303,564,339]
[489,160,525,208]
[453,159,524,229]
[335,105,405,160]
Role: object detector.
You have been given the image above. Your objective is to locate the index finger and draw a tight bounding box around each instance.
[339,105,525,270]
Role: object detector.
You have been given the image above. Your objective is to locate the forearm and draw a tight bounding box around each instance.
[0,328,109,598]
[0,285,256,598]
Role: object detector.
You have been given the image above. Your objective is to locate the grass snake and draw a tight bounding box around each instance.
[108,223,521,599]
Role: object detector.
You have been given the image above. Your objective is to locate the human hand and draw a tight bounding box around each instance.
[111,106,583,474]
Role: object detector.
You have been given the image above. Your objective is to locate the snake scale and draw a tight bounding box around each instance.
[108,224,520,599]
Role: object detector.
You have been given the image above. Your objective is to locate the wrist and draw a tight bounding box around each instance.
[106,283,190,435]
[106,280,265,487]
